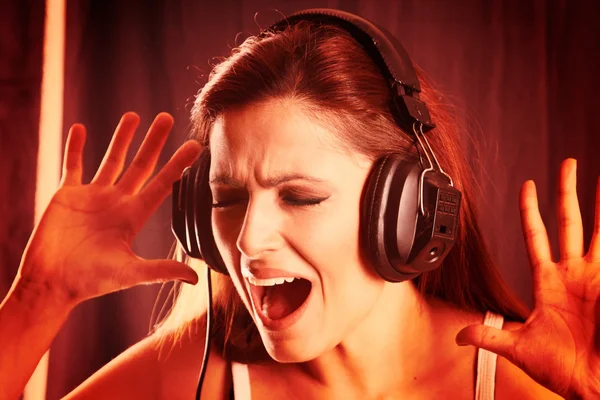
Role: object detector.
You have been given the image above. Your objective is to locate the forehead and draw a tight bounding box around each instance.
[209,98,336,157]
[207,99,370,183]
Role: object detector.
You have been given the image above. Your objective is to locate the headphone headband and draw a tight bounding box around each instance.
[267,8,435,132]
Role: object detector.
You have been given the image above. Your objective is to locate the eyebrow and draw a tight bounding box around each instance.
[209,173,326,188]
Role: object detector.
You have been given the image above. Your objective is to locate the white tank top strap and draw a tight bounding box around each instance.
[231,360,252,400]
[475,310,504,400]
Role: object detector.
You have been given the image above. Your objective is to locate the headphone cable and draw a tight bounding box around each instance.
[195,267,213,400]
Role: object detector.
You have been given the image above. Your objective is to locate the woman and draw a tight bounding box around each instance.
[1,9,598,400]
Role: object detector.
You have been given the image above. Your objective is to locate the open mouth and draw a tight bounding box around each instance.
[247,276,312,321]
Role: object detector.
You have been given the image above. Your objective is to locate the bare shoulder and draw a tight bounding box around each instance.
[494,320,563,400]
[62,332,164,399]
[62,317,230,400]
[156,320,231,400]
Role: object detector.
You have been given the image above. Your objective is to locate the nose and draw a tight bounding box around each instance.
[236,198,283,259]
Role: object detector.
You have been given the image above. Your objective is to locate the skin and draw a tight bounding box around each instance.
[206,97,559,398]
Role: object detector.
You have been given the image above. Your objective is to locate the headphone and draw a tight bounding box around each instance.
[172,8,461,284]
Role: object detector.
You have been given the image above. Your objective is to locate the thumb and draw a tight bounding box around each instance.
[130,258,199,286]
[456,324,517,360]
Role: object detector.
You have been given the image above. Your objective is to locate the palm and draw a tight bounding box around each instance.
[18,113,200,306]
[29,186,136,296]
[516,257,600,396]
[457,159,600,399]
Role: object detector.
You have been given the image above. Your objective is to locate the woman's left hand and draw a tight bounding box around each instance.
[456,158,600,399]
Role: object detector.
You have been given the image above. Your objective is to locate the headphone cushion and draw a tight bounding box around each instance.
[192,150,229,275]
[362,155,394,277]
[362,155,424,282]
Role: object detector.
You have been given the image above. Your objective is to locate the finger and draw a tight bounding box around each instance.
[588,176,600,261]
[60,124,87,186]
[116,113,174,194]
[520,180,553,269]
[133,140,201,229]
[456,324,518,363]
[126,257,199,286]
[91,112,140,186]
[557,158,584,259]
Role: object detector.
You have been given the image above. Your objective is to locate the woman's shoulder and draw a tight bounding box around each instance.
[63,316,232,400]
[155,319,232,400]
[62,331,164,399]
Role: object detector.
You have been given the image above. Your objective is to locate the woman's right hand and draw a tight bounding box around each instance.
[16,112,201,310]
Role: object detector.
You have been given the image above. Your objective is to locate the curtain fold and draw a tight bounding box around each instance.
[0,1,44,300]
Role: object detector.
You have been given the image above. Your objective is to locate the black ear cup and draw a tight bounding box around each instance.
[193,151,229,275]
[363,155,424,282]
[362,155,461,282]
[172,150,229,275]
[172,162,200,258]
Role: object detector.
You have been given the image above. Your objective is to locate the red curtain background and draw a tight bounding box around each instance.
[2,0,599,398]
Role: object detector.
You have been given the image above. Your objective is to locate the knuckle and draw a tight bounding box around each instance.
[559,214,579,228]
[66,159,79,170]
[531,260,545,271]
[558,186,573,196]
[519,203,532,214]
[479,327,493,343]
[524,226,542,240]
[585,253,600,263]
[105,153,123,167]
[594,224,600,235]
[130,157,149,172]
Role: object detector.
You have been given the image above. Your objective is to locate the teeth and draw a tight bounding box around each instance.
[247,276,296,286]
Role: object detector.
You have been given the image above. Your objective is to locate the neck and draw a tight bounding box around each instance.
[298,281,471,397]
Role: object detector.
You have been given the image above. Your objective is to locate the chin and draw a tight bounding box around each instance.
[244,278,333,363]
[259,331,326,363]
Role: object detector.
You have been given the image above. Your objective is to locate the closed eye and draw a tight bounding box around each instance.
[212,200,240,209]
[212,197,327,209]
[283,197,327,207]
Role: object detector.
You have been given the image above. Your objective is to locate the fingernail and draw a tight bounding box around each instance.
[455,335,468,346]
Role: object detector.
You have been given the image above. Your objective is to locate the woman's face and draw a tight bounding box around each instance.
[209,98,386,362]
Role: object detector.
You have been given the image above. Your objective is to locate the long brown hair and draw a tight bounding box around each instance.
[154,20,529,361]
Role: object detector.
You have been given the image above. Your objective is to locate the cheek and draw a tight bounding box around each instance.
[291,200,369,278]
[292,199,383,310]
[292,201,384,334]
[211,210,255,308]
